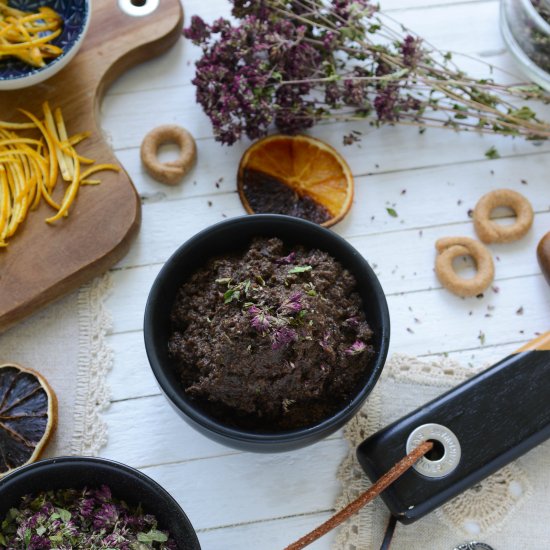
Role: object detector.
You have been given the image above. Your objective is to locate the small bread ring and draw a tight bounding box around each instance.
[140,125,197,185]
[473,189,533,244]
[435,237,495,297]
[537,231,550,286]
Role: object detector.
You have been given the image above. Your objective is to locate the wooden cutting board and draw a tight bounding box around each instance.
[0,0,183,333]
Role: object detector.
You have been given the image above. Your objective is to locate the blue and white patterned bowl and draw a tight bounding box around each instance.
[0,0,91,91]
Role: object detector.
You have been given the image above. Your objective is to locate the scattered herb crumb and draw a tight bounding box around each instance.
[485,146,500,160]
[516,306,524,315]
[467,209,474,218]
[343,130,362,146]
[386,207,398,218]
[478,331,486,345]
[288,265,313,274]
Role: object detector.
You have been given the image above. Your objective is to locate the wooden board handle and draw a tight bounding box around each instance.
[0,0,184,333]
[357,342,550,523]
[516,331,550,352]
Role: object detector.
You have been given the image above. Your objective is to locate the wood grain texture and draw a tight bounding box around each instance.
[0,0,184,333]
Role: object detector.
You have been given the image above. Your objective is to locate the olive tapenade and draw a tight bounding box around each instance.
[168,237,375,431]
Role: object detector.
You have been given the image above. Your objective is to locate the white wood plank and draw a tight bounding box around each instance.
[348,211,550,294]
[112,126,550,213]
[137,438,349,530]
[102,394,235,466]
[196,512,335,550]
[107,331,159,401]
[387,274,550,357]
[113,152,550,272]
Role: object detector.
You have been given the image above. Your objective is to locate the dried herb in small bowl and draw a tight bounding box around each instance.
[0,485,176,549]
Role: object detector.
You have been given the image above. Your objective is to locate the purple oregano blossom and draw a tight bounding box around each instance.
[345,340,367,356]
[0,486,176,549]
[185,0,550,145]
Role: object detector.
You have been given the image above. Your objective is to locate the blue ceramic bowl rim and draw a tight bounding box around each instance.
[144,214,391,447]
[0,0,90,82]
[0,456,200,547]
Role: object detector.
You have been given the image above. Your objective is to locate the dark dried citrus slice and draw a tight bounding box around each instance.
[237,135,354,227]
[0,363,57,478]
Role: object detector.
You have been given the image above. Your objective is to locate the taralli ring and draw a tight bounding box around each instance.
[140,125,197,185]
[435,237,495,297]
[473,189,534,244]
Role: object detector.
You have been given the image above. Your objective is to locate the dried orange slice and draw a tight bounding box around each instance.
[237,135,354,227]
[0,363,57,478]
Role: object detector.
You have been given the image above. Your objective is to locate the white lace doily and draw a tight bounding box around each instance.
[333,354,549,550]
[0,274,113,457]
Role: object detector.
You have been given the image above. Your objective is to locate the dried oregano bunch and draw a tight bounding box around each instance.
[185,0,550,145]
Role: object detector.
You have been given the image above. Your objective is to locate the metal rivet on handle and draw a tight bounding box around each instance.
[406,423,461,478]
[118,0,159,17]
[454,543,495,550]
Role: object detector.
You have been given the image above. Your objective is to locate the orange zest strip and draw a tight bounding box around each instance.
[0,103,120,246]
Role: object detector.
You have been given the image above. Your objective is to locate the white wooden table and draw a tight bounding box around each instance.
[99,0,550,548]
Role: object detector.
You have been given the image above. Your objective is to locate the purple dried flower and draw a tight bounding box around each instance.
[79,497,95,518]
[343,79,367,107]
[29,534,51,549]
[184,15,211,43]
[272,327,298,350]
[344,316,359,327]
[319,332,332,352]
[93,503,119,530]
[93,485,112,502]
[374,85,400,122]
[345,340,367,356]
[278,292,303,314]
[249,305,274,334]
[276,251,297,265]
[401,35,422,68]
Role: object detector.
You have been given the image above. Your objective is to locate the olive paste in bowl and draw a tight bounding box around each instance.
[144,215,390,452]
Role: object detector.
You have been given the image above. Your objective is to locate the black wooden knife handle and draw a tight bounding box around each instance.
[356,332,550,523]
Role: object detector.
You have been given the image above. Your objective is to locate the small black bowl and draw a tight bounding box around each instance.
[144,214,390,452]
[0,457,200,549]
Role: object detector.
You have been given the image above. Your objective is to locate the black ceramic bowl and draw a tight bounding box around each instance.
[144,214,390,453]
[0,457,200,549]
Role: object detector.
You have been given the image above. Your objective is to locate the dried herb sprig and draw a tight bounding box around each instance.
[185,0,550,145]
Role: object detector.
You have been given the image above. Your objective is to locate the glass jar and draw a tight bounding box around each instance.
[501,0,550,89]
